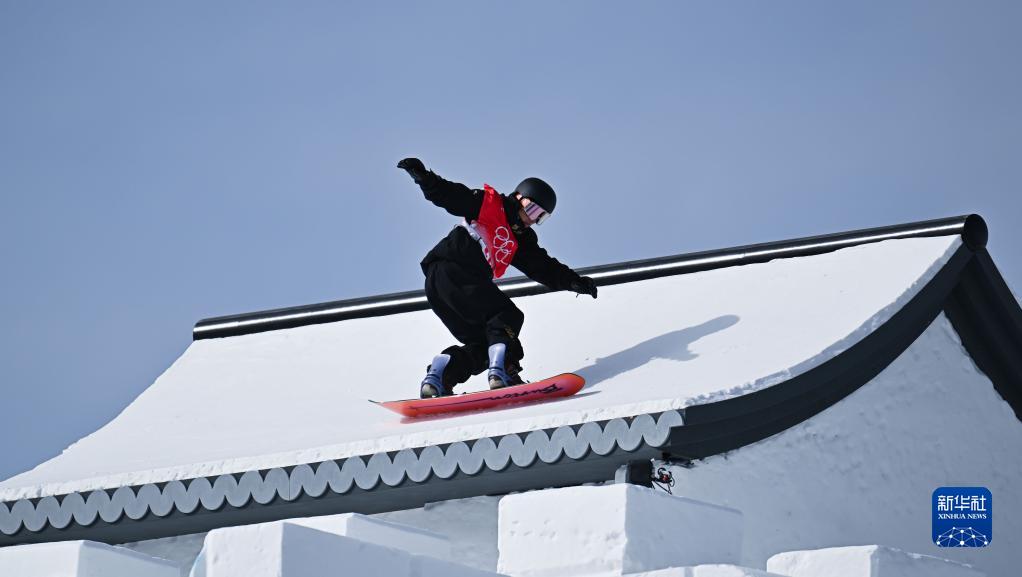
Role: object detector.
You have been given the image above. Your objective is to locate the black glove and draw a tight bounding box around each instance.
[570,276,598,299]
[397,157,434,186]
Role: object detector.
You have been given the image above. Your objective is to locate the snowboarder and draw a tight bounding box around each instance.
[398,158,598,398]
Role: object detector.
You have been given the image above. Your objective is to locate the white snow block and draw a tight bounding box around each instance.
[766,545,986,577]
[628,565,787,576]
[189,520,502,577]
[0,540,180,577]
[374,495,502,572]
[286,512,452,560]
[119,532,207,577]
[498,484,743,577]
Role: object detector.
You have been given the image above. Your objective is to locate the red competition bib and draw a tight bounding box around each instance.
[461,184,518,279]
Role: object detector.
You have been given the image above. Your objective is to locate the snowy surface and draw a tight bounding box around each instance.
[0,236,960,500]
[120,532,205,577]
[659,314,1022,577]
[117,496,503,574]
[286,512,451,561]
[498,484,742,576]
[767,545,986,577]
[188,518,501,577]
[0,539,179,577]
[628,567,786,577]
[375,495,503,572]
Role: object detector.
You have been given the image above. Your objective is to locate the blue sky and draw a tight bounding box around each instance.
[1,1,1019,483]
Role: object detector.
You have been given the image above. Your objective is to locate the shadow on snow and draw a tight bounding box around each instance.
[574,315,740,388]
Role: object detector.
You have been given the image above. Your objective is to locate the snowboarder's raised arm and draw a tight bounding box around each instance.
[513,228,598,298]
[398,157,483,219]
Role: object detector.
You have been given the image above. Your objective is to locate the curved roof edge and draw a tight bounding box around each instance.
[4,216,1017,548]
[0,411,683,545]
[944,249,1022,422]
[666,243,1022,458]
[193,214,988,340]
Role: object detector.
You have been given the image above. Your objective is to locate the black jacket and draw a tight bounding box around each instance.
[419,173,584,291]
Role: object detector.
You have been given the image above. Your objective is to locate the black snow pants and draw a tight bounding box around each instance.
[424,260,525,388]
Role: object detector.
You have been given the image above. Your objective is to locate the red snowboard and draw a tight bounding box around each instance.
[374,373,585,418]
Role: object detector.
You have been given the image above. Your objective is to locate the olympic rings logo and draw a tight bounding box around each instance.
[493,226,515,265]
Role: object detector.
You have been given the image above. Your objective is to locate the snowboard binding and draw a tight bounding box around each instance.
[420,346,528,397]
[487,343,526,389]
[420,354,452,398]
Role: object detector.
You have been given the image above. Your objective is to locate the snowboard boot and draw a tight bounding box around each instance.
[487,343,512,390]
[420,354,452,398]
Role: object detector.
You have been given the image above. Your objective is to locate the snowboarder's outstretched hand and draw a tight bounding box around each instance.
[398,157,434,186]
[571,276,598,299]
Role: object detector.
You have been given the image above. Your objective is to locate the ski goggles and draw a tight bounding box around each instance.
[523,200,550,225]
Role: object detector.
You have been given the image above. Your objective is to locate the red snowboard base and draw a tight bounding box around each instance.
[373,373,585,418]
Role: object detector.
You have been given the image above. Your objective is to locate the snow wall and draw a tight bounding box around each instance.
[109,313,1022,577]
[659,313,1020,576]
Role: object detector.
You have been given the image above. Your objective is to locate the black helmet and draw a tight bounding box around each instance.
[514,177,557,214]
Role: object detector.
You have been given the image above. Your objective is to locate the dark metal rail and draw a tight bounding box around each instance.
[193,214,987,340]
